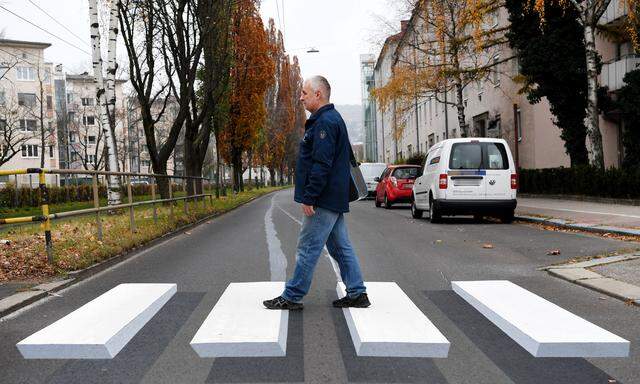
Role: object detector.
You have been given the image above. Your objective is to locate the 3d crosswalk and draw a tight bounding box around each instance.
[17,283,176,359]
[16,280,630,360]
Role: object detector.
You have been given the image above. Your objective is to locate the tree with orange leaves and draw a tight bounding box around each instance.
[373,0,510,139]
[219,0,275,192]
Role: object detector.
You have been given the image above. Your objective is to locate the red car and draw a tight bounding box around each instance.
[374,165,421,209]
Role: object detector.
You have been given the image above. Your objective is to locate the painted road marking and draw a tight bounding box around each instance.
[17,283,177,359]
[190,282,288,357]
[337,282,450,357]
[452,280,630,357]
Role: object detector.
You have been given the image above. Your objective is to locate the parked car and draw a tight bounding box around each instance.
[359,162,388,197]
[374,165,421,209]
[410,138,517,223]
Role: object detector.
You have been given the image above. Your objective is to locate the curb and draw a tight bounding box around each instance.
[542,253,640,307]
[0,188,288,319]
[515,215,640,237]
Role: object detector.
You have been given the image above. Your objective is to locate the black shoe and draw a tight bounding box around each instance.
[333,293,371,308]
[263,296,304,310]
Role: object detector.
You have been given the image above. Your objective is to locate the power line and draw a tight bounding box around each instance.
[0,5,91,56]
[27,0,91,49]
[275,0,282,33]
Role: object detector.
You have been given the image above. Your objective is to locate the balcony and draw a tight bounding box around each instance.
[600,0,628,25]
[601,54,640,91]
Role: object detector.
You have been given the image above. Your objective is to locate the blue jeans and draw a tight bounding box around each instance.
[282,207,367,303]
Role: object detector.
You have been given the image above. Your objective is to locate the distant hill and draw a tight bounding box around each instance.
[335,104,363,143]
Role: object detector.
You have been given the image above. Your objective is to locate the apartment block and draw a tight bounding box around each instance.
[0,39,59,187]
[370,1,637,169]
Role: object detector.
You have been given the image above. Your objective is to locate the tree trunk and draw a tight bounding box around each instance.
[454,82,467,137]
[268,167,276,186]
[89,0,121,205]
[583,22,605,169]
[105,0,119,146]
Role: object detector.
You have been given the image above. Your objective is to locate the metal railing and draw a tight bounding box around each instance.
[0,168,218,264]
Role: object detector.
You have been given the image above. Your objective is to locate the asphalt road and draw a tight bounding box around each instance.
[1,188,639,384]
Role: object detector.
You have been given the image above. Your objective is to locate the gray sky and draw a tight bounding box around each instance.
[0,0,400,105]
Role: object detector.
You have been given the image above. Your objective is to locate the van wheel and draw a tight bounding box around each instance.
[384,194,393,209]
[375,197,381,208]
[428,197,441,223]
[501,209,515,224]
[411,200,423,219]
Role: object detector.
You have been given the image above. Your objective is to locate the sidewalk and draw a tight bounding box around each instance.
[517,197,640,229]
[518,195,640,306]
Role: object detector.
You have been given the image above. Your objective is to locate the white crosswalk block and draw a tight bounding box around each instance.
[16,283,177,359]
[337,282,450,357]
[452,280,630,357]
[190,282,288,357]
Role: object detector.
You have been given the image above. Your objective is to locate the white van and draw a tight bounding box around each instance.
[359,162,388,197]
[411,138,517,223]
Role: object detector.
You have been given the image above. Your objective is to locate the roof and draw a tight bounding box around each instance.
[374,32,404,71]
[0,38,51,49]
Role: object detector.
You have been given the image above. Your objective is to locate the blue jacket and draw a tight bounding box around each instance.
[294,104,351,213]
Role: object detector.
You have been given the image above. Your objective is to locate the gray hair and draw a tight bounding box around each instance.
[307,75,331,100]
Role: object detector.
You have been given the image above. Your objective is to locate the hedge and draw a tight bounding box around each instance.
[518,166,640,199]
[0,183,185,209]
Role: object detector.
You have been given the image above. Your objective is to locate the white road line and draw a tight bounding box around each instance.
[518,205,640,219]
[337,282,450,357]
[276,204,342,281]
[190,282,288,357]
[452,280,630,357]
[17,283,177,359]
[265,195,287,281]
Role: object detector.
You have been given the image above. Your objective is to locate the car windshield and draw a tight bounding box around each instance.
[360,164,388,178]
[392,167,418,179]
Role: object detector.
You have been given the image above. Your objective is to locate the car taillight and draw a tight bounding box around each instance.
[439,174,448,189]
[511,173,518,189]
[390,176,398,187]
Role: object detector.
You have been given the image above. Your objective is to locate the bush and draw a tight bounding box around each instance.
[518,166,640,199]
[395,152,426,166]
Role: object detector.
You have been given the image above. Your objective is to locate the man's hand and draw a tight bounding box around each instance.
[302,204,315,217]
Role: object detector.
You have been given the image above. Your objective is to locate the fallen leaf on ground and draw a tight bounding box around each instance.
[185,231,192,235]
[546,249,561,255]
[599,297,607,300]
[482,244,494,249]
[624,299,635,306]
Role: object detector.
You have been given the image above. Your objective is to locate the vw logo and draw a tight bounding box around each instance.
[489,179,496,185]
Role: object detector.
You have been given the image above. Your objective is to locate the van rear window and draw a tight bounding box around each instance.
[449,142,509,170]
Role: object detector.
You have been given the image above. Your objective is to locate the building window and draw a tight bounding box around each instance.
[67,111,76,122]
[49,145,54,158]
[83,115,95,126]
[20,119,37,132]
[47,95,53,110]
[0,143,7,157]
[88,154,97,164]
[70,132,78,143]
[407,144,413,156]
[0,90,5,105]
[16,67,36,81]
[21,144,39,158]
[0,119,5,131]
[428,133,435,148]
[18,93,37,107]
[492,55,500,86]
[81,97,95,106]
[87,135,96,144]
[141,160,151,167]
[71,151,78,162]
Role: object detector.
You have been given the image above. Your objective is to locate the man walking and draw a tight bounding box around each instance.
[263,76,370,310]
